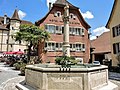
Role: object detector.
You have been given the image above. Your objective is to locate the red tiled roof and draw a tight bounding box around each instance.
[21,20,33,25]
[0,25,9,30]
[91,31,111,54]
[11,9,21,21]
[54,0,79,9]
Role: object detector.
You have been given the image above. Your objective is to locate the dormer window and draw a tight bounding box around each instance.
[12,27,14,30]
[54,11,61,17]
[70,13,74,19]
[70,13,76,20]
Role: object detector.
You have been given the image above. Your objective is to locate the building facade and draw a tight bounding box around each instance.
[106,0,120,66]
[0,9,33,52]
[36,0,91,63]
[91,31,112,64]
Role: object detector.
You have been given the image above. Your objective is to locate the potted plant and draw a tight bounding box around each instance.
[20,63,26,75]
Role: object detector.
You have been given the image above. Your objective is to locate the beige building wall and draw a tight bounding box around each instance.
[0,30,2,51]
[13,45,27,52]
[8,20,28,52]
[2,45,7,51]
[108,0,120,66]
[0,30,9,52]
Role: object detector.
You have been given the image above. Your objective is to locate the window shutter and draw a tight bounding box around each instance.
[113,44,116,54]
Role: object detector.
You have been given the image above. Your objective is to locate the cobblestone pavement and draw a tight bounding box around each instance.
[110,80,120,90]
[109,72,120,90]
[0,76,24,90]
[0,62,22,90]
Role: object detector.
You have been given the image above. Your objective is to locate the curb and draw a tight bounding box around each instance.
[16,83,29,90]
[16,82,35,90]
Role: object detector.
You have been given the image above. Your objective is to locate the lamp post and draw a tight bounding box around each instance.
[62,3,70,57]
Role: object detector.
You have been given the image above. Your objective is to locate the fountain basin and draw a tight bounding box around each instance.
[25,64,118,90]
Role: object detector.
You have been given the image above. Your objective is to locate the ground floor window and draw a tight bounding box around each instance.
[113,42,120,54]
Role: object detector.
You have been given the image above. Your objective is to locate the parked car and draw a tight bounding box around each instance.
[93,61,100,65]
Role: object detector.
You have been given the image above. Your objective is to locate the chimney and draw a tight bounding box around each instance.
[49,2,52,10]
[4,14,7,24]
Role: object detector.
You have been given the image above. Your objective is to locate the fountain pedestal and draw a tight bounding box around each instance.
[24,64,118,90]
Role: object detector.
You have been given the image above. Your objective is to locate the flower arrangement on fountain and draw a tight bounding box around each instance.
[55,56,79,66]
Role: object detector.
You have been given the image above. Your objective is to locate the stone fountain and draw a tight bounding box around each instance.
[17,4,118,90]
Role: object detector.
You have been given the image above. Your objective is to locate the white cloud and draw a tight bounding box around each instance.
[90,26,110,40]
[18,10,26,19]
[92,26,110,36]
[90,36,96,40]
[81,11,94,19]
[46,0,56,8]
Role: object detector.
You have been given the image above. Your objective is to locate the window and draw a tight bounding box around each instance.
[82,44,85,51]
[47,42,55,51]
[55,26,62,34]
[56,43,62,51]
[45,25,55,34]
[54,11,61,17]
[81,28,84,35]
[113,43,120,54]
[70,13,74,19]
[69,13,76,20]
[69,27,72,35]
[62,26,64,33]
[70,43,84,52]
[45,42,62,51]
[69,27,84,36]
[75,28,80,35]
[73,44,76,51]
[10,44,13,47]
[12,27,14,30]
[112,24,120,37]
[76,44,81,51]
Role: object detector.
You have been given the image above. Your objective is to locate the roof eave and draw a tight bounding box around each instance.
[106,0,117,29]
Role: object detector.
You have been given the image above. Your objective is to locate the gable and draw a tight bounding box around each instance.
[36,5,90,29]
[106,0,120,28]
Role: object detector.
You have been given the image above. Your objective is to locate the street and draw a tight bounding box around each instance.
[0,62,23,90]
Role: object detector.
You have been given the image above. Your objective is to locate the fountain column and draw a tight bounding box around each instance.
[62,4,70,57]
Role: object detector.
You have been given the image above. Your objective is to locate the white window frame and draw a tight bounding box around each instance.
[45,24,55,34]
[81,28,85,35]
[55,25,62,34]
[81,44,85,52]
[54,11,61,17]
[69,13,76,20]
[45,41,56,52]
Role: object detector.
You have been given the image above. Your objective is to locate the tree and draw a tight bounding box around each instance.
[13,24,50,62]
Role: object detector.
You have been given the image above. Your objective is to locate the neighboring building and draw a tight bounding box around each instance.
[91,31,111,64]
[106,0,120,66]
[35,0,91,63]
[0,9,33,52]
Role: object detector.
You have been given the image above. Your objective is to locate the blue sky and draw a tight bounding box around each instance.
[0,0,114,40]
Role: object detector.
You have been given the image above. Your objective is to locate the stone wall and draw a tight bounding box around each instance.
[25,65,109,90]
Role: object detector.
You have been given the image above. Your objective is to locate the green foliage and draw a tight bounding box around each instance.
[13,24,50,61]
[13,61,26,70]
[13,63,21,70]
[13,24,50,44]
[55,56,76,65]
[20,64,26,75]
